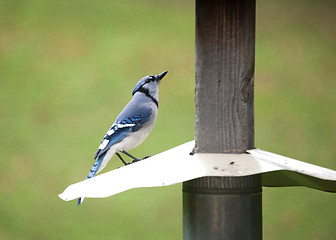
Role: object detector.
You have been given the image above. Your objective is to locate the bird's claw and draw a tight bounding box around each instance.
[130,159,139,164]
[127,156,151,165]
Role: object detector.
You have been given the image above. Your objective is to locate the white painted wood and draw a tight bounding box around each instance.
[59,141,336,201]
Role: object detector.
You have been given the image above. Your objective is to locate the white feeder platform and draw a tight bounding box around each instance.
[59,141,336,201]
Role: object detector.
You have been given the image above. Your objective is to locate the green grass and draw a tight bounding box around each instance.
[0,0,335,239]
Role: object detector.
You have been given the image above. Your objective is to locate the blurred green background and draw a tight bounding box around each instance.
[0,0,335,239]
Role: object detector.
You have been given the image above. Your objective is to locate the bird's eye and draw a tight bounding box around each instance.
[143,76,155,84]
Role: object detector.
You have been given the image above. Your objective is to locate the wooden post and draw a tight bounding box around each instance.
[183,0,262,239]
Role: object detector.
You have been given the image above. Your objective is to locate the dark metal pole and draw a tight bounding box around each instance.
[183,0,262,239]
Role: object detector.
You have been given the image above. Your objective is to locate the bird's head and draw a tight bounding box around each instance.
[132,71,168,104]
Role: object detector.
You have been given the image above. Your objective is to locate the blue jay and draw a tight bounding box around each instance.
[78,71,168,205]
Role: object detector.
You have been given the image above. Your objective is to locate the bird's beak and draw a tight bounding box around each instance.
[156,71,168,81]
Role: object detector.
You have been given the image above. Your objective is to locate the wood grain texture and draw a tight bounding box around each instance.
[195,0,255,154]
[184,1,262,239]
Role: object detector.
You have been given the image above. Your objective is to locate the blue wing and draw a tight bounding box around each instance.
[78,103,154,205]
[78,103,153,205]
[93,109,152,160]
[78,113,152,205]
[93,124,132,160]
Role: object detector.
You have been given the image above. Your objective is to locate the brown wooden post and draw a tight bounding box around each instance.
[183,0,262,239]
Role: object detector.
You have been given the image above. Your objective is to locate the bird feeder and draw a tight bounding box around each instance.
[59,0,336,239]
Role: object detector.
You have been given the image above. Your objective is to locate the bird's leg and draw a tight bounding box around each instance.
[121,150,152,163]
[116,152,128,165]
[120,150,141,163]
[120,150,151,164]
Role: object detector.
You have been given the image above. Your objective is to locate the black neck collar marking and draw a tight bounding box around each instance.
[136,86,158,107]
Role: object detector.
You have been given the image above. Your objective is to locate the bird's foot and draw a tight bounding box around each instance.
[128,156,151,164]
[117,151,151,165]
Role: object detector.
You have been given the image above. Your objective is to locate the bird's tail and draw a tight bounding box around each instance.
[77,152,107,206]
